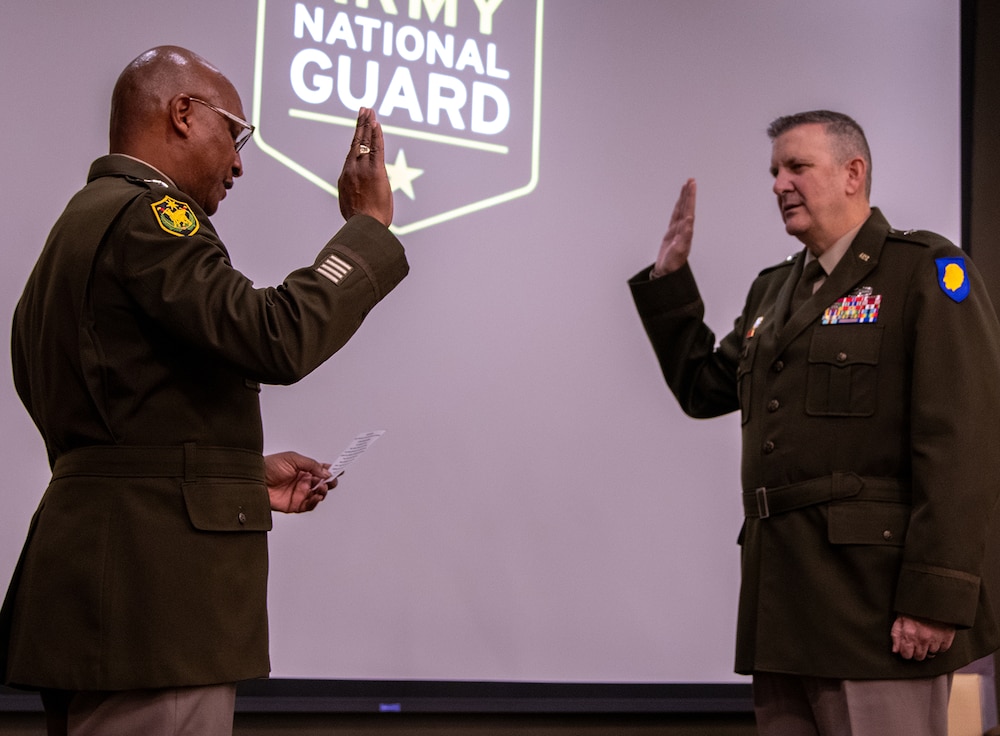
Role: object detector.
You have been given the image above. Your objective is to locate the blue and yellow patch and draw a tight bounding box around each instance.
[151,195,200,237]
[935,257,969,303]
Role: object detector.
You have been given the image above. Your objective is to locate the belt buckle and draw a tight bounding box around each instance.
[755,487,770,519]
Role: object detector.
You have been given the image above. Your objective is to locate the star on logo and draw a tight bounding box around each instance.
[385,148,424,201]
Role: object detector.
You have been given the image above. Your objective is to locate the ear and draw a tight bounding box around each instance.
[844,156,867,196]
[168,94,195,140]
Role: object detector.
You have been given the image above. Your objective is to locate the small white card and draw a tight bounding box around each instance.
[309,430,386,490]
[329,430,385,478]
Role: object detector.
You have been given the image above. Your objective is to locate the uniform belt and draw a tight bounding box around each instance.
[742,473,909,519]
[51,444,265,482]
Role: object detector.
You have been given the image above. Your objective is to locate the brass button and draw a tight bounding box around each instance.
[767,399,780,412]
[883,530,893,541]
[837,352,848,362]
[773,361,785,372]
[763,441,775,454]
[238,511,247,525]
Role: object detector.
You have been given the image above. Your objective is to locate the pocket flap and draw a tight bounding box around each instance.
[809,324,883,366]
[828,502,909,546]
[182,481,273,532]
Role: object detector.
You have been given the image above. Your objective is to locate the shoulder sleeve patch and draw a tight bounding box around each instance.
[936,257,970,303]
[150,195,200,237]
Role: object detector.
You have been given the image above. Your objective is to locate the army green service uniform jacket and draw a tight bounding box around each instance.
[1,155,408,691]
[629,209,1000,679]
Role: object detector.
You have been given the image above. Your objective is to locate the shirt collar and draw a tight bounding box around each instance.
[806,220,866,276]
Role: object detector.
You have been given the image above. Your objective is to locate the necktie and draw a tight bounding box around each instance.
[789,258,825,315]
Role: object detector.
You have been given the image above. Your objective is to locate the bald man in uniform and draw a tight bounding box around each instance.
[1,46,408,735]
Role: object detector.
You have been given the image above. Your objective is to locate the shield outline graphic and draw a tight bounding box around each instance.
[251,0,545,236]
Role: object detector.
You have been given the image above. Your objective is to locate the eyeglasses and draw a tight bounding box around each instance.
[189,96,255,152]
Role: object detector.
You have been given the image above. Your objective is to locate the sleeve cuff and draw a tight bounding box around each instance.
[894,564,981,629]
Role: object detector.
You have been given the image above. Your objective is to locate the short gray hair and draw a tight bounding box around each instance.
[767,110,872,197]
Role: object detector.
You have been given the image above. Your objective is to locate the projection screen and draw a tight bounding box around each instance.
[0,0,960,688]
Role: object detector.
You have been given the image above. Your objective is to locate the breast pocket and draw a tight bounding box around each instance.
[806,325,882,417]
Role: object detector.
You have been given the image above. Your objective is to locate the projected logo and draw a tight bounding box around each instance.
[252,0,544,235]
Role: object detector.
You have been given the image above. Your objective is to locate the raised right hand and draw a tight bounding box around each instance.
[652,178,696,278]
[337,107,393,227]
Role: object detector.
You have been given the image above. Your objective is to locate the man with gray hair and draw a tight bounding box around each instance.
[630,110,1000,734]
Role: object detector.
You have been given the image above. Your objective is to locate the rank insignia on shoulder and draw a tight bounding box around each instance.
[746,315,764,338]
[151,195,200,237]
[936,257,969,303]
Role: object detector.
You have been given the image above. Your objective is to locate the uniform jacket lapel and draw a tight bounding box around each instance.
[774,210,888,355]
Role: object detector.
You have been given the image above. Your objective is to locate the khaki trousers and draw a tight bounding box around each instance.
[41,683,237,736]
[752,671,952,736]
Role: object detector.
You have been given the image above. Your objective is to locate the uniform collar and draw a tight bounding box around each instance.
[811,219,866,277]
[113,154,176,187]
[87,154,177,189]
[775,209,889,350]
